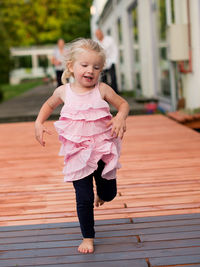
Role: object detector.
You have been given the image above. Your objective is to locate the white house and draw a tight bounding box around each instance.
[10,46,56,84]
[91,0,200,111]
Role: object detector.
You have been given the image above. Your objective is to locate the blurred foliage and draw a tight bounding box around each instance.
[0,0,92,46]
[0,18,13,83]
[0,0,91,84]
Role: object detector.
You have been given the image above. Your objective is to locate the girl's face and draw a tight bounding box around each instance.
[68,49,104,88]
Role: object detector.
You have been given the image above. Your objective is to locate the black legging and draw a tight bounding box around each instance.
[73,160,117,238]
[56,70,64,87]
[101,64,118,93]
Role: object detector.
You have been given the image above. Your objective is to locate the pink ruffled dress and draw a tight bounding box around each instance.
[54,83,121,182]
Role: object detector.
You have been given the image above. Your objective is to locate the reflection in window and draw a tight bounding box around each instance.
[132,8,138,42]
[157,0,171,98]
[119,50,123,64]
[121,73,125,90]
[107,28,111,36]
[117,18,122,44]
[132,5,141,91]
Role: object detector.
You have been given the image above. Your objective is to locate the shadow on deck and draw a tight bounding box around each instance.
[1,213,200,266]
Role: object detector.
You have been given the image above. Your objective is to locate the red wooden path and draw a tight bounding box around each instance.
[1,114,200,226]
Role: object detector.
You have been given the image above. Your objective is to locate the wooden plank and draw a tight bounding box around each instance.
[0,229,138,245]
[1,247,200,266]
[1,233,200,259]
[2,219,200,238]
[0,218,130,232]
[26,260,148,267]
[149,255,200,266]
[0,242,200,260]
[3,224,200,244]
[1,115,200,225]
[0,252,149,266]
[0,236,138,251]
[133,213,200,223]
[140,230,200,242]
[172,265,200,267]
[134,238,200,251]
[0,243,136,259]
[2,204,200,224]
[119,218,200,230]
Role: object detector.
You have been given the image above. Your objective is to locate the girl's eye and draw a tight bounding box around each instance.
[81,64,87,67]
[94,66,100,70]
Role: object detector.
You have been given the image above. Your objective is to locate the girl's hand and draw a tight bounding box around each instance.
[35,122,52,146]
[107,114,127,139]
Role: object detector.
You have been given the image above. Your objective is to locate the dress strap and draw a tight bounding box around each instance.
[64,83,71,104]
[95,82,104,100]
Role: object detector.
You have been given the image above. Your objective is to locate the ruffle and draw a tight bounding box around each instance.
[61,139,121,182]
[60,107,112,121]
[60,98,110,112]
[54,84,121,182]
[54,117,112,140]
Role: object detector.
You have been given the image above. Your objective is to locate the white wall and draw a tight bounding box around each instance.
[138,0,157,97]
[180,0,200,109]
[90,0,107,38]
[91,0,158,95]
[91,0,200,110]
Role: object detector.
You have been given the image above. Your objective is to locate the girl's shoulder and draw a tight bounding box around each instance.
[53,84,67,102]
[98,82,113,100]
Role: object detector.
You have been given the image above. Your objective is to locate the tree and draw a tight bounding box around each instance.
[0,18,13,84]
[0,0,92,46]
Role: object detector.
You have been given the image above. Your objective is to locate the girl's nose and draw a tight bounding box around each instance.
[87,66,93,73]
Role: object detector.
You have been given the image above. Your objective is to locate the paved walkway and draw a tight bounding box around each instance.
[0,84,60,122]
[0,84,145,122]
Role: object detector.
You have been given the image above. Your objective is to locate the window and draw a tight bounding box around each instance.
[132,4,141,92]
[157,0,171,98]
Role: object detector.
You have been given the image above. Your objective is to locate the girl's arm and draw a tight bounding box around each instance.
[100,83,130,139]
[35,87,64,146]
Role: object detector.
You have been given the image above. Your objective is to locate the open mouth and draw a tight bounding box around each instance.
[83,75,93,81]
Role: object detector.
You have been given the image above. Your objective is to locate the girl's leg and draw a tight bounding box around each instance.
[73,174,95,253]
[93,160,117,204]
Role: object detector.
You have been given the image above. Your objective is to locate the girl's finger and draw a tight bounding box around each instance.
[44,128,52,135]
[111,126,116,136]
[41,130,45,146]
[115,128,120,137]
[107,119,113,127]
[119,129,124,139]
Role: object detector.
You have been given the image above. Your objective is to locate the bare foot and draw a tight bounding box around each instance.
[78,238,94,253]
[95,194,105,207]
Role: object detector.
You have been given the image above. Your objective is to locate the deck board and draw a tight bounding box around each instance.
[1,114,200,226]
[1,214,200,266]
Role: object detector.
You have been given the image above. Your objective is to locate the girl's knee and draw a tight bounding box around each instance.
[100,189,117,202]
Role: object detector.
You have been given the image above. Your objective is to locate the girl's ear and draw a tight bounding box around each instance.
[67,61,73,73]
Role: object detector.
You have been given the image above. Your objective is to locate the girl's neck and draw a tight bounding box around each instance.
[71,81,96,93]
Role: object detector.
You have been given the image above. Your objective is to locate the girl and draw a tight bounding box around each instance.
[35,38,129,254]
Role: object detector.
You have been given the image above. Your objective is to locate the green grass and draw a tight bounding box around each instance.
[119,90,136,97]
[0,79,43,102]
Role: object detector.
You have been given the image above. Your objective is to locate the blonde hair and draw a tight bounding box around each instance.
[61,38,106,84]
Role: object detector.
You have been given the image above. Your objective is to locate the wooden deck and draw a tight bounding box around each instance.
[168,110,200,129]
[1,114,200,226]
[0,213,200,266]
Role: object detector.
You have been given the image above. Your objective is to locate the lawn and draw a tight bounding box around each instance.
[0,79,43,102]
